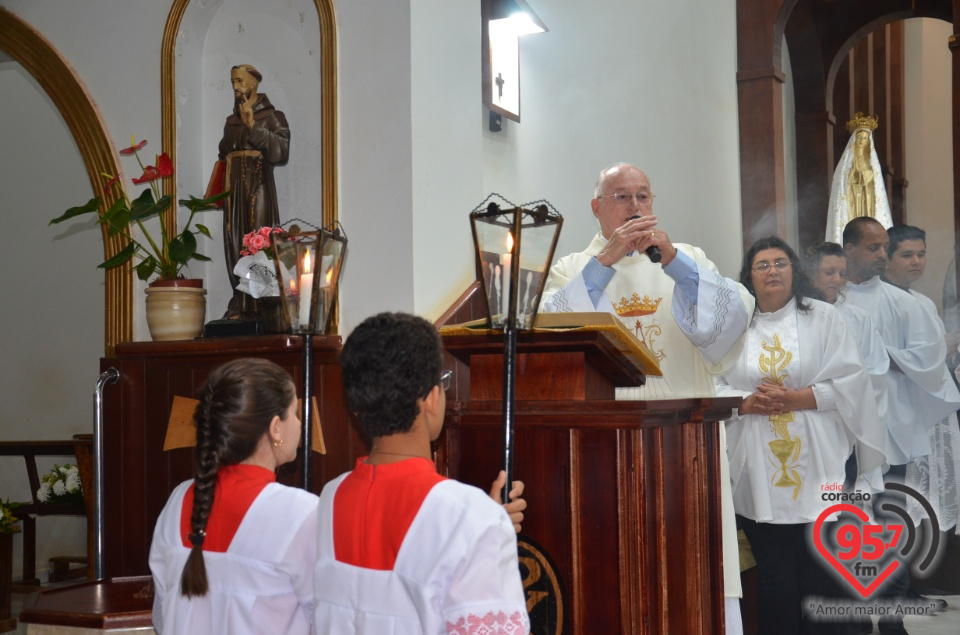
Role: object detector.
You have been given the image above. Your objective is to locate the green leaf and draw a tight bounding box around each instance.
[106,208,131,237]
[101,198,130,236]
[179,191,230,212]
[98,242,137,269]
[129,191,173,222]
[191,252,212,262]
[99,196,127,223]
[169,231,198,263]
[196,224,212,239]
[50,197,101,225]
[135,257,158,281]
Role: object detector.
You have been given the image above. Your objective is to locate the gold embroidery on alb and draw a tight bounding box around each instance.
[759,334,794,424]
[759,333,802,500]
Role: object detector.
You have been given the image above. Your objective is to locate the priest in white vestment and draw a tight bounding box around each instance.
[538,163,753,634]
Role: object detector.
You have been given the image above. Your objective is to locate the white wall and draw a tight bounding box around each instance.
[0,60,96,579]
[410,0,485,319]
[335,0,416,329]
[481,0,745,279]
[904,17,954,313]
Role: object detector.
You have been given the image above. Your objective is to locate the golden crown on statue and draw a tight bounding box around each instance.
[614,294,662,317]
[845,112,879,134]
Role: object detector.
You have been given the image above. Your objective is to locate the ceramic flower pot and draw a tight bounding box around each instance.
[145,279,207,341]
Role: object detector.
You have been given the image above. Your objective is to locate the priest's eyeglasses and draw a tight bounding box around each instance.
[597,192,655,206]
[440,370,453,391]
[752,260,792,273]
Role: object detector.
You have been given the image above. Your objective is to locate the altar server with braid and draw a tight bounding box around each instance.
[149,358,318,634]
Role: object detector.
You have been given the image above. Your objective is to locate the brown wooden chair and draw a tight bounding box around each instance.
[0,436,93,588]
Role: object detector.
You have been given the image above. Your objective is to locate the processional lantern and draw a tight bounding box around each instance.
[270,222,348,335]
[269,220,347,490]
[469,195,563,500]
[470,197,563,329]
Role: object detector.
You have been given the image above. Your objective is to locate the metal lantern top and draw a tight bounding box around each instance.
[269,221,347,334]
[469,195,563,329]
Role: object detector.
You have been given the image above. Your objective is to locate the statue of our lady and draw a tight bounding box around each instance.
[824,113,893,244]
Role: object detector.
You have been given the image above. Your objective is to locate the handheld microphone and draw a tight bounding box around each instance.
[629,215,661,263]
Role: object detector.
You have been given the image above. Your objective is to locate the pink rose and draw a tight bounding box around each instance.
[248,233,268,252]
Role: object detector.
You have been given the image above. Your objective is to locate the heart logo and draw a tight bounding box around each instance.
[812,503,900,598]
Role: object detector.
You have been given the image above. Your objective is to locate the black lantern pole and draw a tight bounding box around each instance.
[469,196,563,505]
[301,333,314,490]
[500,207,524,503]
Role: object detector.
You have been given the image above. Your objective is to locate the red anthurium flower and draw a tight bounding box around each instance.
[133,166,160,185]
[103,174,120,195]
[156,153,174,178]
[119,136,148,156]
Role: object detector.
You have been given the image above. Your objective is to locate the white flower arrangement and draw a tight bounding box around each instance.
[36,464,83,507]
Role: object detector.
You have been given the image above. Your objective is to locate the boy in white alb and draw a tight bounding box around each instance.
[314,312,530,635]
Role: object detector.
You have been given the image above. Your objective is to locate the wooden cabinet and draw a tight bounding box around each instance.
[98,336,361,578]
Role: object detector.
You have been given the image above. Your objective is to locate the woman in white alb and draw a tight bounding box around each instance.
[718,237,883,635]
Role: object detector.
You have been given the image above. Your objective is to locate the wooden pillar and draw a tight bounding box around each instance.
[736,0,790,253]
[888,21,907,225]
[795,111,835,250]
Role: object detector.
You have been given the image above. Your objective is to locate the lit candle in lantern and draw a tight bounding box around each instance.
[501,233,513,320]
[299,250,314,329]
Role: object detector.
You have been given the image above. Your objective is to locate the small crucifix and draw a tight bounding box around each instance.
[495,72,506,99]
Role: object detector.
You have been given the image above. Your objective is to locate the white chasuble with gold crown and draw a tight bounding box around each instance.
[719,299,884,524]
[539,233,754,399]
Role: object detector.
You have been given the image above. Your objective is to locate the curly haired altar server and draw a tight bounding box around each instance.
[313,312,530,635]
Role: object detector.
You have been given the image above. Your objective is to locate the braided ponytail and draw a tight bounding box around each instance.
[179,379,219,596]
[177,358,296,598]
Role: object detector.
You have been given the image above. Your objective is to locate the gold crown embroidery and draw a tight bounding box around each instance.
[614,294,662,317]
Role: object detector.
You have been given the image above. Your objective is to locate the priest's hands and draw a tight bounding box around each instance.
[739,384,816,416]
[596,215,678,267]
[490,470,526,534]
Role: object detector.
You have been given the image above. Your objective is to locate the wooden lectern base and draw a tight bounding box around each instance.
[440,326,740,633]
[18,577,154,634]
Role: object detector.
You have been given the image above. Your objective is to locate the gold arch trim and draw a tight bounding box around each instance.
[161,0,339,330]
[0,7,132,355]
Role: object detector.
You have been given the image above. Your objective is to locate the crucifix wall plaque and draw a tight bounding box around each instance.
[481,0,547,126]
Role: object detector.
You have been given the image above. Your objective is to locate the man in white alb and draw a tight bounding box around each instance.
[841,217,960,635]
[539,163,754,634]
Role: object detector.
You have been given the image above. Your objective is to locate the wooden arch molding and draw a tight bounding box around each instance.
[160,0,339,329]
[0,7,131,355]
